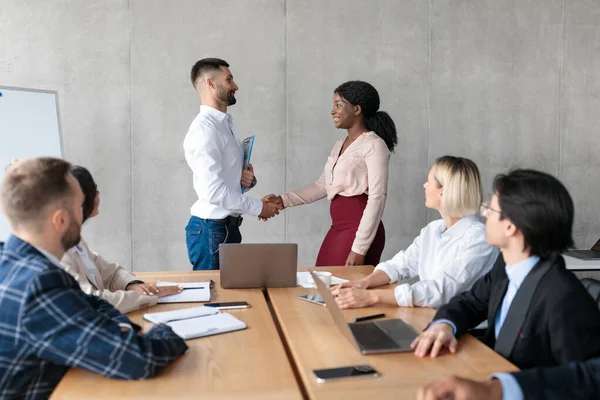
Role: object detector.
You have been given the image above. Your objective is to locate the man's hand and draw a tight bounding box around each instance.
[335,288,378,309]
[417,375,503,400]
[345,251,365,266]
[411,322,458,358]
[259,199,283,219]
[241,163,255,188]
[258,194,284,220]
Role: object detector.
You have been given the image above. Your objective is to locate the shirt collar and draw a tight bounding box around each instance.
[504,255,541,289]
[200,105,229,123]
[438,214,480,239]
[31,245,63,268]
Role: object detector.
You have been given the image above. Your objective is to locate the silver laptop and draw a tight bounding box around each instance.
[564,250,600,260]
[219,244,298,289]
[310,270,418,354]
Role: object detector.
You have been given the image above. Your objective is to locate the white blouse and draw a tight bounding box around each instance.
[375,215,499,308]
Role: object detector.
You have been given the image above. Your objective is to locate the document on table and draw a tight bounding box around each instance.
[167,312,247,340]
[143,305,218,324]
[296,272,348,288]
[156,280,211,303]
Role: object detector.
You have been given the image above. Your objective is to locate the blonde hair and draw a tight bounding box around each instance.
[433,156,482,218]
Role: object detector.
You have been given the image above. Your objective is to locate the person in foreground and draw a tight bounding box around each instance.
[417,356,600,400]
[263,81,397,266]
[0,157,188,399]
[184,57,282,270]
[60,165,181,314]
[332,156,498,308]
[411,169,600,370]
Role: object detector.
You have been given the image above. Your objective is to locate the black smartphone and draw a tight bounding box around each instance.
[298,293,325,306]
[313,365,379,383]
[204,301,250,309]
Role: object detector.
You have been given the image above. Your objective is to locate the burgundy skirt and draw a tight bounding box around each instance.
[315,194,385,266]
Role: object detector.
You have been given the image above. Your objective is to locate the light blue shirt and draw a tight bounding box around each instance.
[493,373,524,400]
[494,256,540,339]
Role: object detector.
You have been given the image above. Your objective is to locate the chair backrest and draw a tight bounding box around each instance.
[591,239,600,252]
[581,278,600,310]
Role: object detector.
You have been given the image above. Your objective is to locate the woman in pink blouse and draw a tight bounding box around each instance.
[265,81,397,266]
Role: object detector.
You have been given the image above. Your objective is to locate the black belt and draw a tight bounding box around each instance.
[206,215,243,227]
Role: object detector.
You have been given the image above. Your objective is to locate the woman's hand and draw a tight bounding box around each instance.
[345,251,365,266]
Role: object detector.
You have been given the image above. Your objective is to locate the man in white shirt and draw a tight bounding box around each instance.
[183,58,281,270]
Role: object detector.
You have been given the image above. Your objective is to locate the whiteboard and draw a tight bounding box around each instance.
[0,86,64,241]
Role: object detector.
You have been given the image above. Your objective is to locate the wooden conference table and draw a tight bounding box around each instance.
[51,266,517,400]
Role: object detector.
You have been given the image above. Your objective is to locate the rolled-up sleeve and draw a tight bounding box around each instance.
[351,139,390,255]
[374,232,422,282]
[392,233,498,308]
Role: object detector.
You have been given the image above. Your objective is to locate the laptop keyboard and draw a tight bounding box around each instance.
[349,322,400,350]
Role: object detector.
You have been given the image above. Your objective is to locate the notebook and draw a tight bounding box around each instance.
[296,271,348,288]
[156,280,211,303]
[167,312,247,340]
[143,306,218,325]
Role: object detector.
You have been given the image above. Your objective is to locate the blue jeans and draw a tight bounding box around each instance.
[185,216,242,270]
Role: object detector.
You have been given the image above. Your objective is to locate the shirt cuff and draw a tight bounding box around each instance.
[491,373,524,400]
[428,319,457,335]
[248,198,263,216]
[374,263,399,283]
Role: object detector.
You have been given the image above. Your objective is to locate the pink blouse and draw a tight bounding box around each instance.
[281,131,390,255]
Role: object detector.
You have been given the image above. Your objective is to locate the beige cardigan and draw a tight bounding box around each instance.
[60,238,158,313]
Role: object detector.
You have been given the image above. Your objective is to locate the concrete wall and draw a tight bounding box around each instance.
[0,0,598,271]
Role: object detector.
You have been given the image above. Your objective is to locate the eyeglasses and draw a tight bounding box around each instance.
[480,201,501,218]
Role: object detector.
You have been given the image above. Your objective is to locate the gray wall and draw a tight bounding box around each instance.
[0,0,598,271]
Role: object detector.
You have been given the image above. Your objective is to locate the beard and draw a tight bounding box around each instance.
[216,84,237,106]
[60,217,82,251]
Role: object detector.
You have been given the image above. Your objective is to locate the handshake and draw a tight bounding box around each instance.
[259,194,284,221]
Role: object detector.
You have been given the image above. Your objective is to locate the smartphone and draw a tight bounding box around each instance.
[313,365,379,383]
[204,301,250,309]
[298,293,325,306]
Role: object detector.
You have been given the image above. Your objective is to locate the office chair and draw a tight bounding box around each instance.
[581,278,600,310]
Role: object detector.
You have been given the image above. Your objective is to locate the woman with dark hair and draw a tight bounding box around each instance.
[60,165,181,313]
[265,81,397,266]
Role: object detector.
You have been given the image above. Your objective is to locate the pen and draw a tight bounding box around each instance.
[353,313,386,323]
[180,287,205,290]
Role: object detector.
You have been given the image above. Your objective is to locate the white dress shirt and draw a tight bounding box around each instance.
[375,215,499,308]
[183,105,262,219]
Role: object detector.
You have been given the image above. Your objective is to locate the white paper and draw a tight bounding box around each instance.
[296,272,348,288]
[167,312,247,340]
[156,280,211,303]
[143,306,218,325]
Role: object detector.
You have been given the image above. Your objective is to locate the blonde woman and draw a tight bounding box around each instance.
[332,156,498,309]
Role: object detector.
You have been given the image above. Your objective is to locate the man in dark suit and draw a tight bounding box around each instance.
[417,357,600,399]
[410,170,600,392]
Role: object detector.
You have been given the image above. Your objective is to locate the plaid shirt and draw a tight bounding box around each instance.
[0,236,188,400]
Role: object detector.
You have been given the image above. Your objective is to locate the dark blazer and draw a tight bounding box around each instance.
[512,357,600,400]
[433,253,600,369]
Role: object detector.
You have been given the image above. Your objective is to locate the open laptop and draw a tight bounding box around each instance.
[310,270,418,355]
[564,250,600,260]
[219,244,298,289]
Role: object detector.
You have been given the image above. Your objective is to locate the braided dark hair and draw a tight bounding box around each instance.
[334,81,398,152]
[71,165,98,222]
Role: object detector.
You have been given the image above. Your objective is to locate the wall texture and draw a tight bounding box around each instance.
[0,0,598,271]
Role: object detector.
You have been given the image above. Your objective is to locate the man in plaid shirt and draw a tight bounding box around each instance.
[0,158,188,399]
